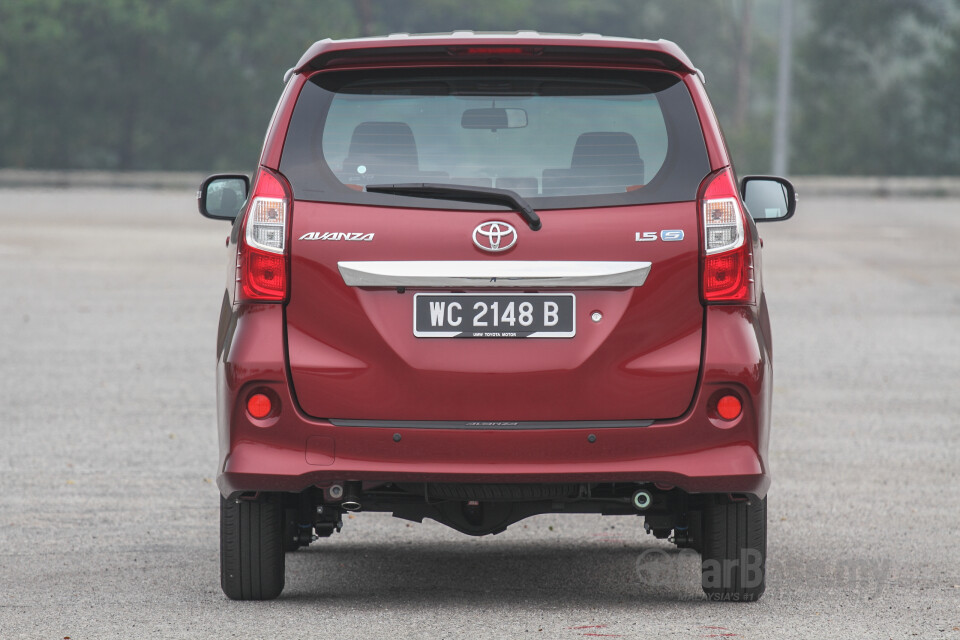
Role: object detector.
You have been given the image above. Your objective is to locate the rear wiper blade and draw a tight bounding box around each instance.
[365,183,542,231]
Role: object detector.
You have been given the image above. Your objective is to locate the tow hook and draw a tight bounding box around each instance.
[632,489,653,510]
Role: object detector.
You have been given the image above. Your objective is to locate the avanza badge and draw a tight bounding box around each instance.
[299,232,374,241]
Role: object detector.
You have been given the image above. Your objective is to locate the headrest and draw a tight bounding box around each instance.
[570,132,641,168]
[347,121,419,167]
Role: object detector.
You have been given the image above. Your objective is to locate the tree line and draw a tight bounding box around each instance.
[1,0,957,176]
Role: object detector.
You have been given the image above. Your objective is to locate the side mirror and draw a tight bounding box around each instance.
[740,176,797,222]
[198,174,249,221]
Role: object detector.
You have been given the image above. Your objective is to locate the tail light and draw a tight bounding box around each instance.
[700,168,754,304]
[237,168,290,302]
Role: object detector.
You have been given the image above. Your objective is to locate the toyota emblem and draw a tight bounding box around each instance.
[473,221,518,252]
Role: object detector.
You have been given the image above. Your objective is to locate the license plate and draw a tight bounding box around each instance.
[413,293,576,338]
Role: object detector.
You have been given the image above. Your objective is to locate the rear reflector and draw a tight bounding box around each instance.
[716,395,742,420]
[247,393,272,419]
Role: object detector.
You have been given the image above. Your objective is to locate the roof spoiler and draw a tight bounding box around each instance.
[288,33,701,79]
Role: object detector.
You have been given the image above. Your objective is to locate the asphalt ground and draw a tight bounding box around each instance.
[0,188,958,638]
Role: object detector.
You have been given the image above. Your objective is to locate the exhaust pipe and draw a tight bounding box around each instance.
[341,481,362,512]
[632,489,652,511]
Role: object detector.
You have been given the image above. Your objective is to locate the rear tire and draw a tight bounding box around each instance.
[220,494,285,600]
[700,496,766,602]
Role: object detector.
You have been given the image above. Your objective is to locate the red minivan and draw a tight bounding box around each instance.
[199,32,796,601]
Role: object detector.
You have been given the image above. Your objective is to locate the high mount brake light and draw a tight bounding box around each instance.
[238,169,290,303]
[700,168,754,304]
[448,46,542,56]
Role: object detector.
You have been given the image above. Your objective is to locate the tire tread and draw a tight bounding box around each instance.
[701,496,766,601]
[220,494,285,600]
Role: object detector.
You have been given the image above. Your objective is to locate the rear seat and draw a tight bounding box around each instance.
[341,121,448,184]
[542,132,645,196]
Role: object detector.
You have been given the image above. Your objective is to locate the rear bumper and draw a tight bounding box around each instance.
[219,436,767,497]
[216,304,772,498]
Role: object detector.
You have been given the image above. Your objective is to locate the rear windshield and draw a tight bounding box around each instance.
[280,68,710,210]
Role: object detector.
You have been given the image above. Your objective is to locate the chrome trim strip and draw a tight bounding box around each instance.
[338,261,652,288]
[329,419,654,430]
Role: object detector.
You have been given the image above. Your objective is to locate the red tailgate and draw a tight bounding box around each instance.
[285,201,702,421]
